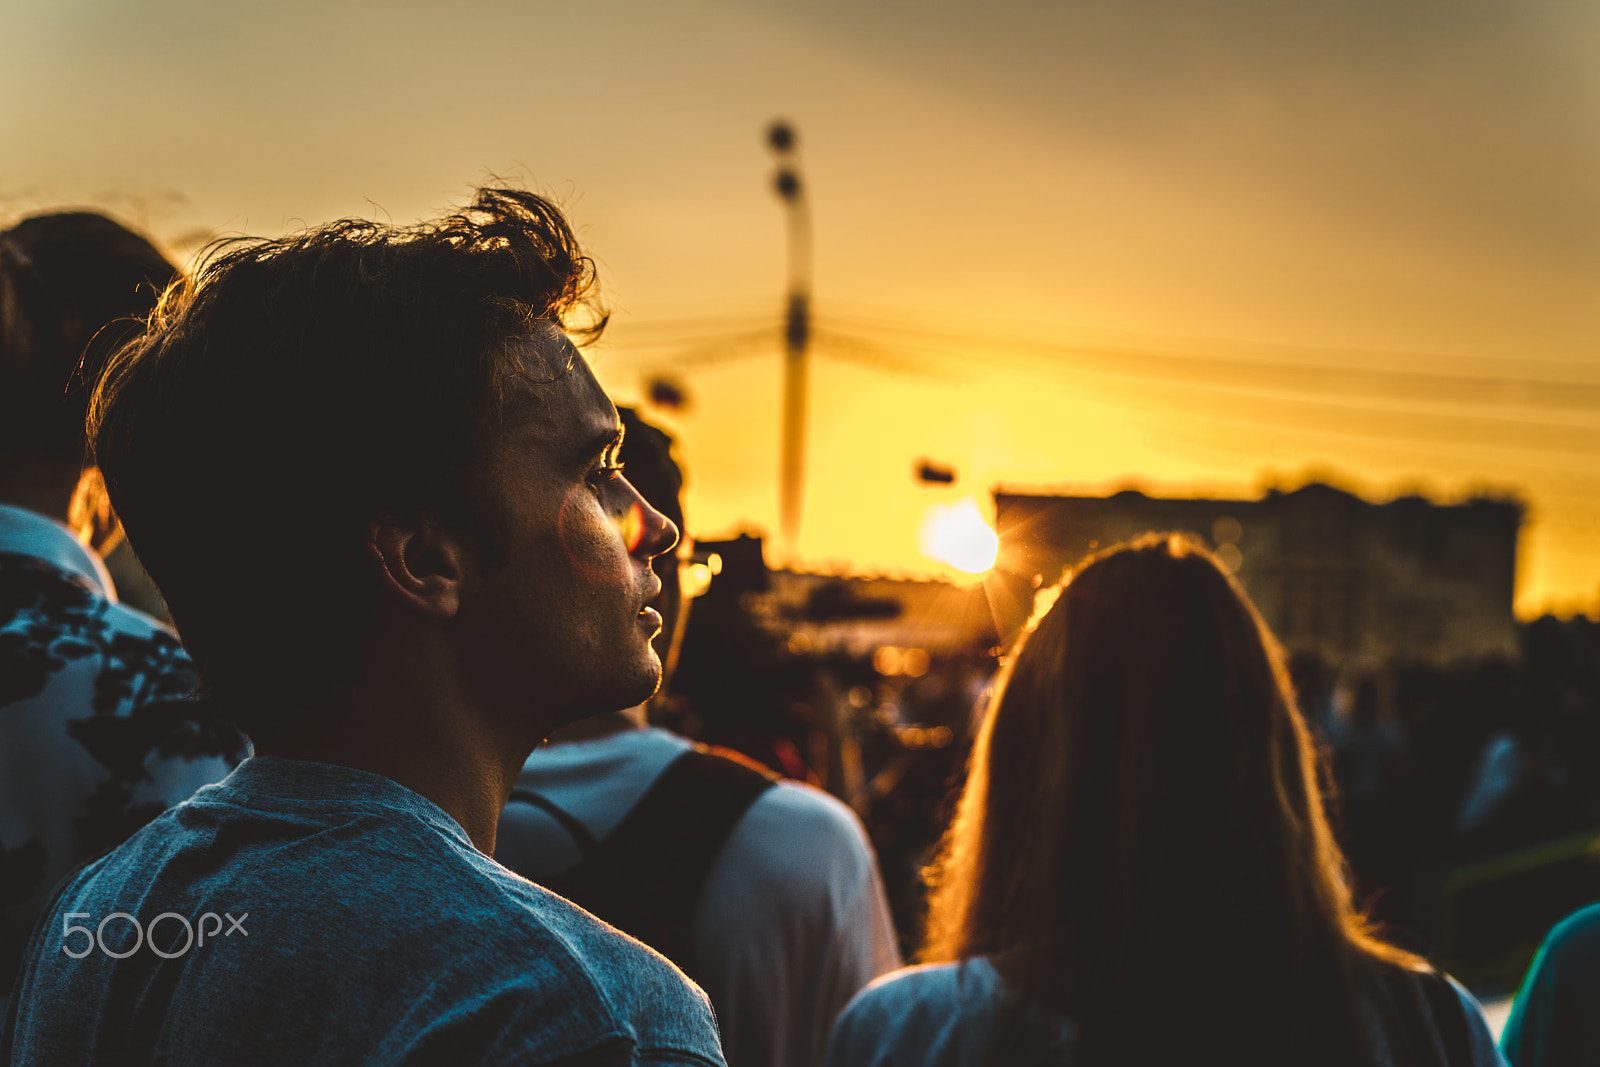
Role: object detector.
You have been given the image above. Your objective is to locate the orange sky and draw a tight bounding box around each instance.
[5,0,1599,617]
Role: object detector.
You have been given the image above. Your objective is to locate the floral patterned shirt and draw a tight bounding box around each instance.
[0,504,246,999]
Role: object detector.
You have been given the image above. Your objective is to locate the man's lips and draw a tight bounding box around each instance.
[637,569,663,616]
[638,606,663,632]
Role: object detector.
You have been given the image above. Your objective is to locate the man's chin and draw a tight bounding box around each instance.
[621,668,663,713]
[584,654,662,720]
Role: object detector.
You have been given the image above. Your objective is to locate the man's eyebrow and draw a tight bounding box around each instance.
[574,424,623,465]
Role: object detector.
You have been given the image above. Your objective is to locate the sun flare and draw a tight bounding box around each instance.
[919,497,999,575]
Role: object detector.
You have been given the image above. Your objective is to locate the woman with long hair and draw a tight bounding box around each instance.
[827,535,1504,1066]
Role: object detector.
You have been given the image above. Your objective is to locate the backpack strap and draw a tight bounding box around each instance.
[507,788,603,859]
[514,744,778,979]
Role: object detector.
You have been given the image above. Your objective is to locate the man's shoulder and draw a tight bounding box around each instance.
[684,773,890,959]
[753,776,860,823]
[436,859,722,1057]
[852,960,991,1011]
[1521,901,1600,993]
[730,778,875,873]
[15,785,722,1065]
[370,840,724,1062]
[828,961,1001,1067]
[1543,902,1600,953]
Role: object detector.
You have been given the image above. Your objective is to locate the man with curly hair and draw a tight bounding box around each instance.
[2,189,722,1066]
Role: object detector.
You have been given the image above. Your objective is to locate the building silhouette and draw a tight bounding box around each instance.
[992,483,1521,668]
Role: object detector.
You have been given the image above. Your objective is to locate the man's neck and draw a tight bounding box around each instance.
[255,668,538,856]
[256,720,527,856]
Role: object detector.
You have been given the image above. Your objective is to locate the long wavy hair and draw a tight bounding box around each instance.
[921,534,1430,1065]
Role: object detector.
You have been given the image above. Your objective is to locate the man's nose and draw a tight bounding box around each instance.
[633,491,678,563]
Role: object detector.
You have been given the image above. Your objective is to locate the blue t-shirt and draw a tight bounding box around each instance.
[828,957,1506,1067]
[1,757,725,1066]
[1501,902,1600,1066]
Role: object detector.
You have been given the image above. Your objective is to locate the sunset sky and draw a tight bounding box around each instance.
[5,0,1599,617]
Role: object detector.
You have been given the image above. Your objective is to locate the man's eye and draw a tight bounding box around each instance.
[591,462,625,488]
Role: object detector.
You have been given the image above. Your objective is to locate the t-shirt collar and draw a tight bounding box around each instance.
[217,756,476,847]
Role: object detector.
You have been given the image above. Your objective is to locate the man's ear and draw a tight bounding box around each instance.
[366,514,464,620]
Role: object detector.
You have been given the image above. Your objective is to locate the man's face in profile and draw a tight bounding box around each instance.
[452,326,679,730]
